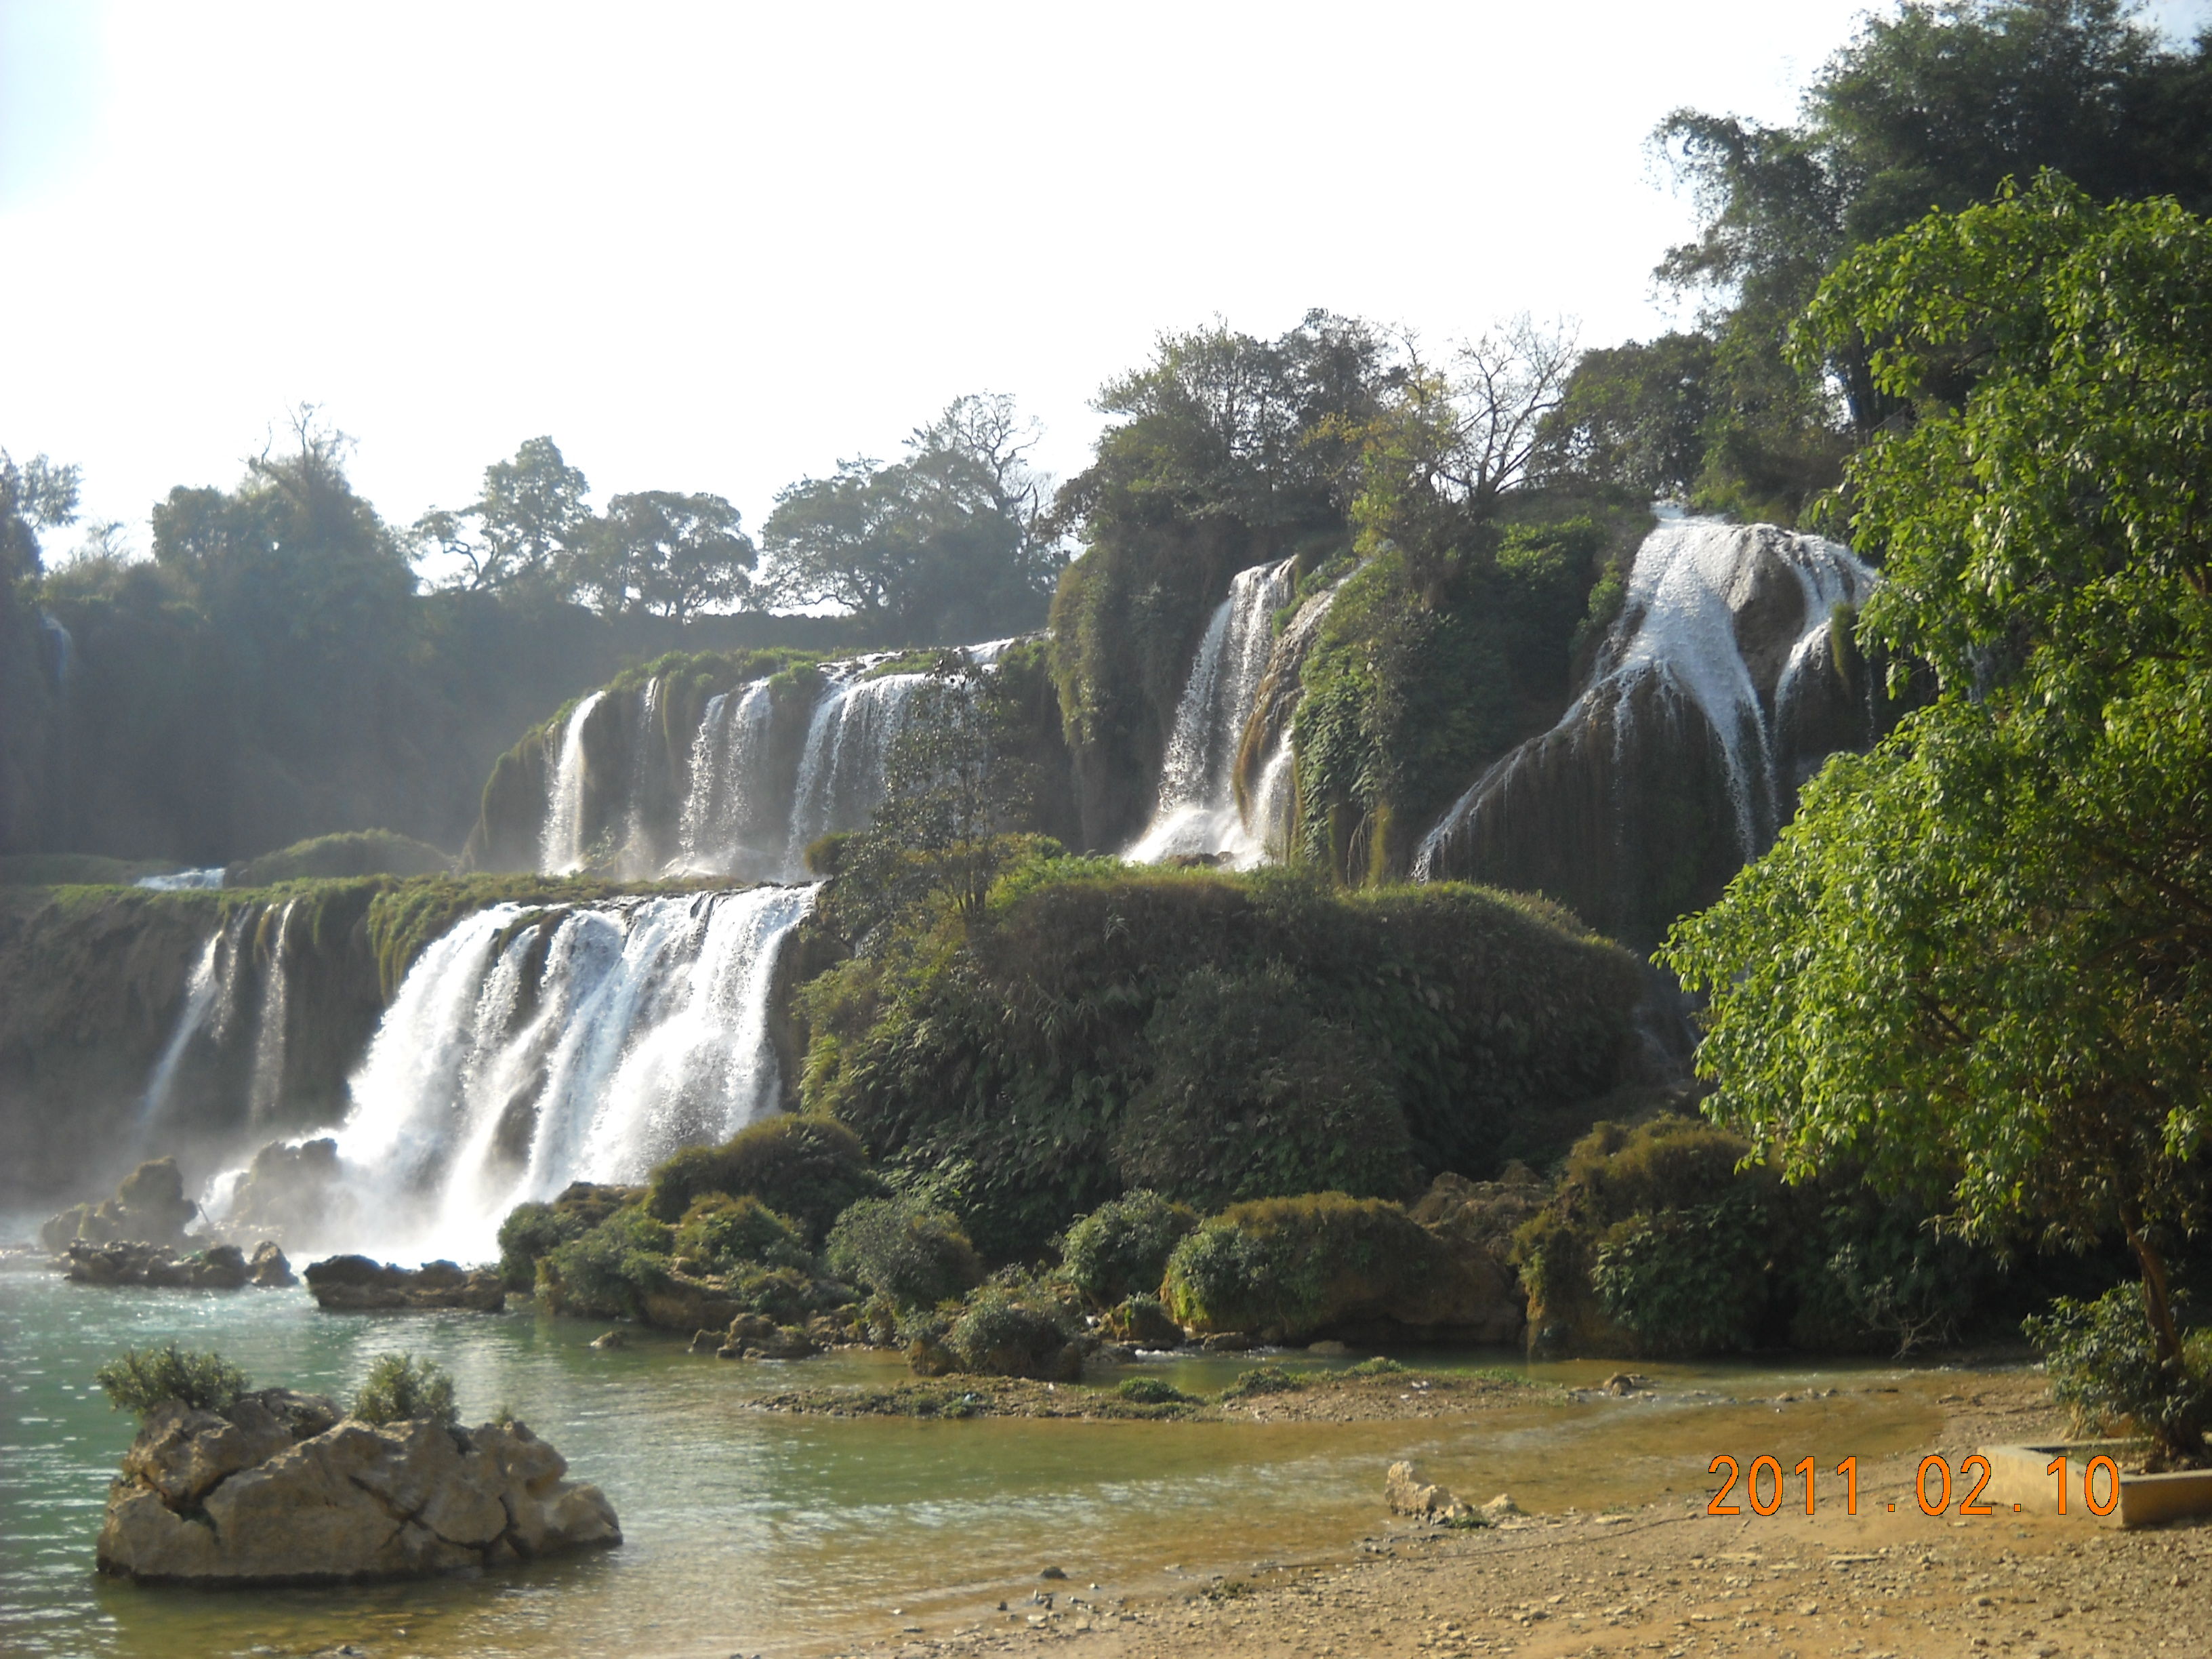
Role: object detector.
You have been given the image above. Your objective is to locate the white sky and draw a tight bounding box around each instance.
[4,0,2209,561]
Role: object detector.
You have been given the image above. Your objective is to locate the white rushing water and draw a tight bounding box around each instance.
[675,678,781,879]
[539,691,605,876]
[245,901,297,1128]
[1126,557,1297,865]
[135,867,225,890]
[295,884,818,1261]
[1413,518,1873,878]
[782,670,932,874]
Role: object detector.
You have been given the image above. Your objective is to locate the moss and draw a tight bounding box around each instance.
[642,1115,882,1240]
[798,856,1642,1260]
[1061,1190,1199,1307]
[228,830,451,887]
[0,854,173,886]
[1160,1193,1448,1340]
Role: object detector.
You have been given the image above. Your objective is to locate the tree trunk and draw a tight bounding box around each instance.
[2121,1210,2183,1366]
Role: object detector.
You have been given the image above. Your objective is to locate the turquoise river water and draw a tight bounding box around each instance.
[2,1253,1989,1658]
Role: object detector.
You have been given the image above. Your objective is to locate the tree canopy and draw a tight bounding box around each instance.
[1,451,82,583]
[762,393,1061,642]
[1659,178,2212,1458]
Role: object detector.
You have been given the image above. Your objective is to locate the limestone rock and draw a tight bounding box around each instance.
[65,1240,258,1290]
[42,1159,201,1252]
[247,1242,296,1287]
[97,1402,618,1584]
[1385,1460,1475,1523]
[224,1139,351,1245]
[302,1255,504,1313]
[1480,1493,1522,1522]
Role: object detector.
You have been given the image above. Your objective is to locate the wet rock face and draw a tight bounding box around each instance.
[97,1401,619,1584]
[302,1255,505,1312]
[41,1158,201,1252]
[62,1239,293,1290]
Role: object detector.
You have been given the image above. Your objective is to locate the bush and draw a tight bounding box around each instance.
[1589,1193,1775,1357]
[537,1206,677,1319]
[496,1182,639,1290]
[95,1344,250,1415]
[644,1115,882,1240]
[1345,1356,1404,1376]
[1105,1292,1184,1347]
[1061,1191,1200,1307]
[674,1195,813,1275]
[1114,966,1414,1211]
[354,1353,459,1428]
[1116,1376,1193,1404]
[945,1284,1078,1379]
[1161,1192,1442,1340]
[2025,1286,2211,1470]
[1221,1363,1303,1399]
[825,1195,984,1309]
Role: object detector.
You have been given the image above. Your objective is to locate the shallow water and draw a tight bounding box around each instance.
[1,1256,1989,1658]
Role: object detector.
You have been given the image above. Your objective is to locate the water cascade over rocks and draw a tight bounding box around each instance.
[781,667,933,872]
[676,679,779,879]
[1126,558,1297,865]
[539,691,605,876]
[1414,518,1879,944]
[222,884,819,1261]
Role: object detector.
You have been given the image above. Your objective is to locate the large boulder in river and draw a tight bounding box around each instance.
[41,1158,201,1252]
[97,1393,619,1584]
[63,1240,287,1290]
[303,1255,505,1312]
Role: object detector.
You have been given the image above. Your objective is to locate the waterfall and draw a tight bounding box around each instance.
[539,691,605,876]
[1127,558,1296,865]
[245,902,297,1127]
[615,676,665,876]
[783,670,931,872]
[314,884,817,1260]
[1411,520,1874,934]
[674,680,781,879]
[140,931,228,1132]
[135,867,226,890]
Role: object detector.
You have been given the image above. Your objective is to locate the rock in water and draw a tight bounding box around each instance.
[1385,1460,1476,1523]
[302,1256,505,1312]
[42,1158,202,1252]
[98,1399,619,1584]
[66,1240,250,1290]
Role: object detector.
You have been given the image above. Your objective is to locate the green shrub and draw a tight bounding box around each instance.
[1105,1292,1184,1347]
[1115,965,1412,1210]
[946,1284,1077,1379]
[1221,1363,1303,1399]
[95,1345,250,1415]
[497,1183,642,1290]
[674,1195,812,1275]
[1345,1356,1404,1376]
[825,1195,984,1309]
[2025,1287,2211,1469]
[1116,1376,1193,1404]
[1161,1192,1441,1340]
[354,1353,459,1428]
[1590,1193,1775,1356]
[1061,1190,1200,1306]
[538,1206,676,1318]
[644,1115,881,1240]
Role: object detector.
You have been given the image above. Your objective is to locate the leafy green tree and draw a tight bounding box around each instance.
[573,489,754,621]
[1532,333,1715,501]
[762,392,1059,640]
[1660,179,2212,1461]
[1649,0,2212,519]
[417,435,592,596]
[1,449,81,581]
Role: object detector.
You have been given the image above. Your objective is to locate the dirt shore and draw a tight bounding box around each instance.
[815,1374,2211,1659]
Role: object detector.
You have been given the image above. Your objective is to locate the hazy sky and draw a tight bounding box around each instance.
[4,1,2209,560]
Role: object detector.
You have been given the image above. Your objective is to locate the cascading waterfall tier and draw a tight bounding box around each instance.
[1413,518,1877,944]
[1126,558,1297,865]
[539,691,605,876]
[251,884,820,1261]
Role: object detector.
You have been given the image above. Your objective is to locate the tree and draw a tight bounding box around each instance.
[573,489,754,621]
[1659,179,2212,1464]
[761,392,1061,640]
[1532,333,1715,501]
[1648,0,2212,519]
[1,450,81,582]
[417,436,592,595]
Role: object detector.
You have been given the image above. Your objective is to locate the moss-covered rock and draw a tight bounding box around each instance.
[227,830,450,887]
[642,1115,881,1242]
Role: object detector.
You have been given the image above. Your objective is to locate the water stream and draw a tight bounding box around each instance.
[0,1263,1993,1659]
[539,693,605,877]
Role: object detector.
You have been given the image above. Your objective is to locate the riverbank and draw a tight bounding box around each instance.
[813,1374,2212,1659]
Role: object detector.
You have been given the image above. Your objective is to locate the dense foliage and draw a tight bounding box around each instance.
[352,1353,458,1428]
[642,1115,880,1240]
[798,855,1643,1258]
[1158,1193,1445,1340]
[95,1343,249,1416]
[2025,1288,2212,1469]
[1663,180,2212,1455]
[823,1195,985,1310]
[1059,1190,1199,1307]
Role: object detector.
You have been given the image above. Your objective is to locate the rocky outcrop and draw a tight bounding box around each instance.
[97,1393,619,1584]
[1385,1460,1475,1523]
[222,1137,349,1244]
[303,1256,505,1313]
[64,1239,292,1290]
[41,1158,201,1252]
